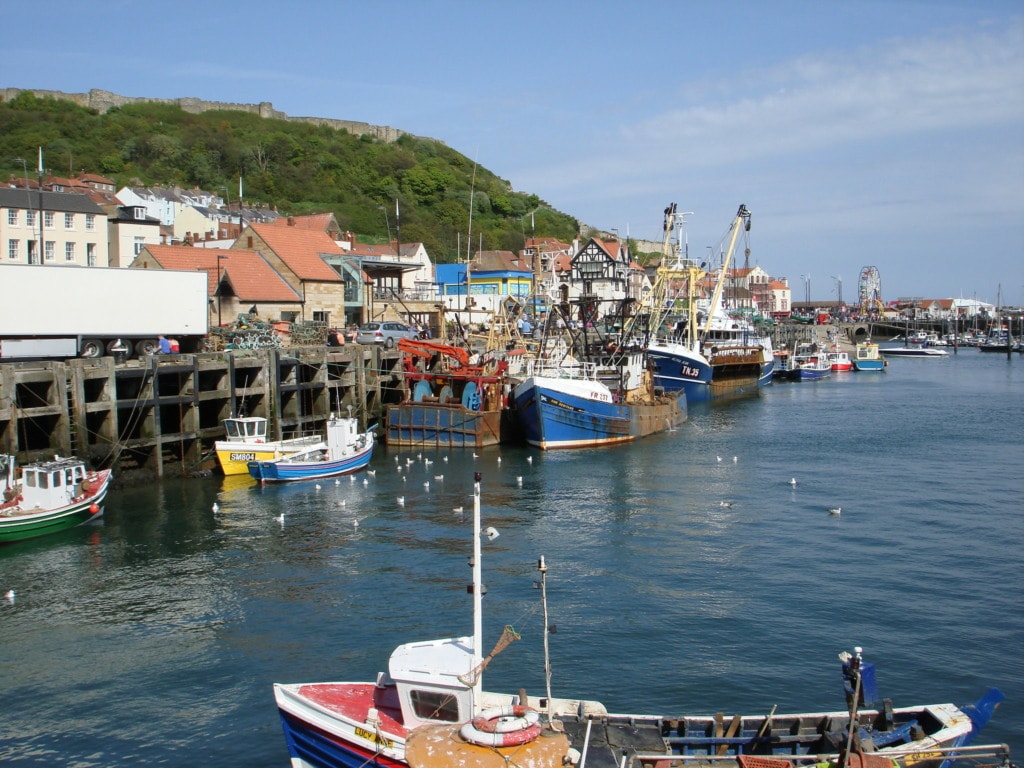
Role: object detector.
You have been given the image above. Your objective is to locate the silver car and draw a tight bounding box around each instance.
[354,321,419,348]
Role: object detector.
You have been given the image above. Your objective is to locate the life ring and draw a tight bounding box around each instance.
[459,705,541,748]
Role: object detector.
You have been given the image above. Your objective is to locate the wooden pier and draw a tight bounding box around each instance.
[0,346,404,477]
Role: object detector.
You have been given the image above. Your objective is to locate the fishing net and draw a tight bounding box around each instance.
[457,625,521,686]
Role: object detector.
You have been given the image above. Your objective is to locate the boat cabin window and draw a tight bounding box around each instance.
[24,470,40,489]
[409,689,460,723]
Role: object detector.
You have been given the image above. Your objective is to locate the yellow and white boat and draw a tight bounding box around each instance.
[214,416,323,475]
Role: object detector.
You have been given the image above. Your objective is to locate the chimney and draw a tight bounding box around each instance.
[287,217,295,226]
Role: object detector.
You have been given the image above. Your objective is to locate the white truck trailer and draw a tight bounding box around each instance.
[0,264,209,360]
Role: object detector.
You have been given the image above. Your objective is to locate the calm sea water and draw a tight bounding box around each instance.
[2,350,1022,766]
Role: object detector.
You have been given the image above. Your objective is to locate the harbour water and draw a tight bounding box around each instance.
[1,350,1021,766]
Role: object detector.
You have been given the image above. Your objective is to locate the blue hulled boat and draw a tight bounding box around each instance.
[644,205,774,403]
[247,416,375,483]
[512,352,685,450]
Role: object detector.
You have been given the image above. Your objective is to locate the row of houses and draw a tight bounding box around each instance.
[4,173,802,330]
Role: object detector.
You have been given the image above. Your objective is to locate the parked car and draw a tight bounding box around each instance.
[354,321,419,347]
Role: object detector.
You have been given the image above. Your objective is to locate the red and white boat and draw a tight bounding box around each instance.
[828,349,853,372]
[271,477,1006,768]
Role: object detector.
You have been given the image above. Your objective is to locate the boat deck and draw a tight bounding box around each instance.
[296,683,408,737]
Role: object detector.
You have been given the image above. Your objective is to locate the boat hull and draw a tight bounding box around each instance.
[247,442,374,483]
[0,470,111,543]
[648,343,772,403]
[386,404,502,448]
[882,348,949,357]
[512,375,685,450]
[854,359,886,371]
[275,684,1002,768]
[215,442,317,475]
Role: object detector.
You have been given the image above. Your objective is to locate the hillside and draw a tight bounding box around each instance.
[0,90,581,261]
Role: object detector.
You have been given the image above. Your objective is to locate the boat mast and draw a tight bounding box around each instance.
[700,204,751,345]
[472,471,483,697]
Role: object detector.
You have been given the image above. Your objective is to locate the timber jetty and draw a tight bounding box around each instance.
[0,346,401,477]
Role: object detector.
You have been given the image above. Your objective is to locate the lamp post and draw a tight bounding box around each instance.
[831,275,843,308]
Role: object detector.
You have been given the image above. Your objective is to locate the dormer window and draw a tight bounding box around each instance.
[133,206,146,220]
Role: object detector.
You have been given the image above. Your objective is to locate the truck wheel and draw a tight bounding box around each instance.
[80,339,104,358]
[135,338,159,356]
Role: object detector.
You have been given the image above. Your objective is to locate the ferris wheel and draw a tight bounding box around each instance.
[858,266,883,314]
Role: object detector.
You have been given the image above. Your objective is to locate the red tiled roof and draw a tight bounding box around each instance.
[271,213,335,231]
[248,222,345,282]
[142,245,301,301]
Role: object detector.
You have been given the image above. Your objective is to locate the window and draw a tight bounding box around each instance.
[133,236,145,255]
[86,214,95,231]
[133,206,146,220]
[26,210,35,227]
[65,242,75,261]
[8,239,19,260]
[45,241,54,261]
[7,210,17,226]
[409,690,460,722]
[44,211,54,228]
[64,212,74,229]
[87,243,96,267]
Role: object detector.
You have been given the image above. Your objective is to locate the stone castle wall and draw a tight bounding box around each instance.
[1,87,426,145]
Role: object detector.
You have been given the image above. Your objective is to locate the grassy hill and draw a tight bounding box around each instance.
[1,91,580,261]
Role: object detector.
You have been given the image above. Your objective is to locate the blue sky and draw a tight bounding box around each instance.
[6,1,1023,305]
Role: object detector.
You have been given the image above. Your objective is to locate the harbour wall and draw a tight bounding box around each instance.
[0,346,404,477]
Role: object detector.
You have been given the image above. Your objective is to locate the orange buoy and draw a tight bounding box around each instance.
[89,503,100,515]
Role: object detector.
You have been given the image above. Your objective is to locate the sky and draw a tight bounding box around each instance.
[5,1,1023,306]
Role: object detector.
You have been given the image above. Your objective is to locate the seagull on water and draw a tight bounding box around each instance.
[527,456,533,464]
[789,478,797,487]
[423,481,430,491]
[452,506,464,515]
[720,501,734,508]
[211,502,219,514]
[733,456,738,463]
[5,589,14,604]
[473,452,479,459]
[363,478,369,487]
[497,456,502,464]
[829,507,842,515]
[366,469,376,477]
[434,474,444,481]
[275,513,285,526]
[315,483,321,491]
[443,456,449,463]
[716,455,722,462]
[397,496,405,506]
[337,500,346,507]
[516,476,523,486]
[335,478,341,485]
